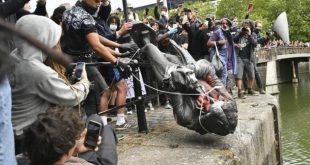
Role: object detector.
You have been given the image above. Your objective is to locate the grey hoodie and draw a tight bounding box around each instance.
[10,15,90,136]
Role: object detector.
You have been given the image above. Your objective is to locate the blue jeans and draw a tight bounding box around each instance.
[0,77,17,165]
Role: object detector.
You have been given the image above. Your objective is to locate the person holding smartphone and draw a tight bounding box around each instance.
[233,19,258,98]
[22,107,118,165]
[182,8,203,61]
[10,15,91,154]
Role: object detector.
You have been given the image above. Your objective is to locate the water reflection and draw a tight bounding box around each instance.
[278,74,310,164]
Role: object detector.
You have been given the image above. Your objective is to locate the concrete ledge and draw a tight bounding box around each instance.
[118,94,281,165]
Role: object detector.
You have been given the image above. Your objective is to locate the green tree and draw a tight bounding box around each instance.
[134,0,309,41]
[136,1,216,22]
[283,0,310,41]
[216,0,309,42]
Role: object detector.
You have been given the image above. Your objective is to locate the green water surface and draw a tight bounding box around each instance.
[278,76,310,165]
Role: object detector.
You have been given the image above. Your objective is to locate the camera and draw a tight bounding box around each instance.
[241,27,251,35]
[241,27,249,32]
[84,120,102,149]
[183,8,191,13]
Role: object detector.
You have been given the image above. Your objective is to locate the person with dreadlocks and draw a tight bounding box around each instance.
[208,18,237,95]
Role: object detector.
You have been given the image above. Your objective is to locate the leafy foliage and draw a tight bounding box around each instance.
[216,0,309,41]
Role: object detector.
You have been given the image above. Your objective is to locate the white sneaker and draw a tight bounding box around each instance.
[127,110,133,115]
[148,102,155,111]
[164,101,172,109]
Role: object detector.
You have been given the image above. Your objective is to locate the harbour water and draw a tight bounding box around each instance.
[278,74,310,164]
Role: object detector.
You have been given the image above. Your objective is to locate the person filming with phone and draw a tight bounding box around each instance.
[21,107,117,165]
[233,19,258,98]
[10,15,91,154]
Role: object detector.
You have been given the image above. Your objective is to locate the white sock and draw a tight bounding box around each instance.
[101,116,108,126]
[116,114,126,126]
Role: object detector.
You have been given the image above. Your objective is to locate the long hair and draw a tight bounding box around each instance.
[44,42,70,84]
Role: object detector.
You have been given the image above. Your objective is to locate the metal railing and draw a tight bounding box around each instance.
[256,47,310,63]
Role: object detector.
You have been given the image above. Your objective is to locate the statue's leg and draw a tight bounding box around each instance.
[141,43,173,82]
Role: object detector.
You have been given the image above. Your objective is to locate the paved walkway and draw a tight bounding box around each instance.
[114,106,175,153]
[112,94,279,165]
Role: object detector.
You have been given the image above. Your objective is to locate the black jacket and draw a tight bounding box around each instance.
[183,19,202,60]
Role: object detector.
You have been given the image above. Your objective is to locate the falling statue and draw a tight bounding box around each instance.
[122,23,238,136]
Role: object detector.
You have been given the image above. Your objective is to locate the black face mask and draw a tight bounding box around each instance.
[80,1,99,15]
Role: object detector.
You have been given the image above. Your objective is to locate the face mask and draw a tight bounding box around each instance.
[187,15,192,20]
[110,24,117,31]
[232,22,237,27]
[92,7,100,17]
[222,27,230,32]
[161,11,168,18]
[172,24,178,29]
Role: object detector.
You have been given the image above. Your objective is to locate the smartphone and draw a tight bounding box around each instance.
[247,3,254,13]
[84,120,102,149]
[71,62,85,83]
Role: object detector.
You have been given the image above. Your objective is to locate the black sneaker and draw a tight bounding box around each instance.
[238,92,246,99]
[248,89,258,95]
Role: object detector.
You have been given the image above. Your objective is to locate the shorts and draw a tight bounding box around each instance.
[86,66,108,92]
[236,57,254,79]
[100,65,122,85]
[68,54,109,115]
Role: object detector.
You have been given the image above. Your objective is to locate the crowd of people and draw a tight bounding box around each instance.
[259,39,310,49]
[0,0,300,164]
